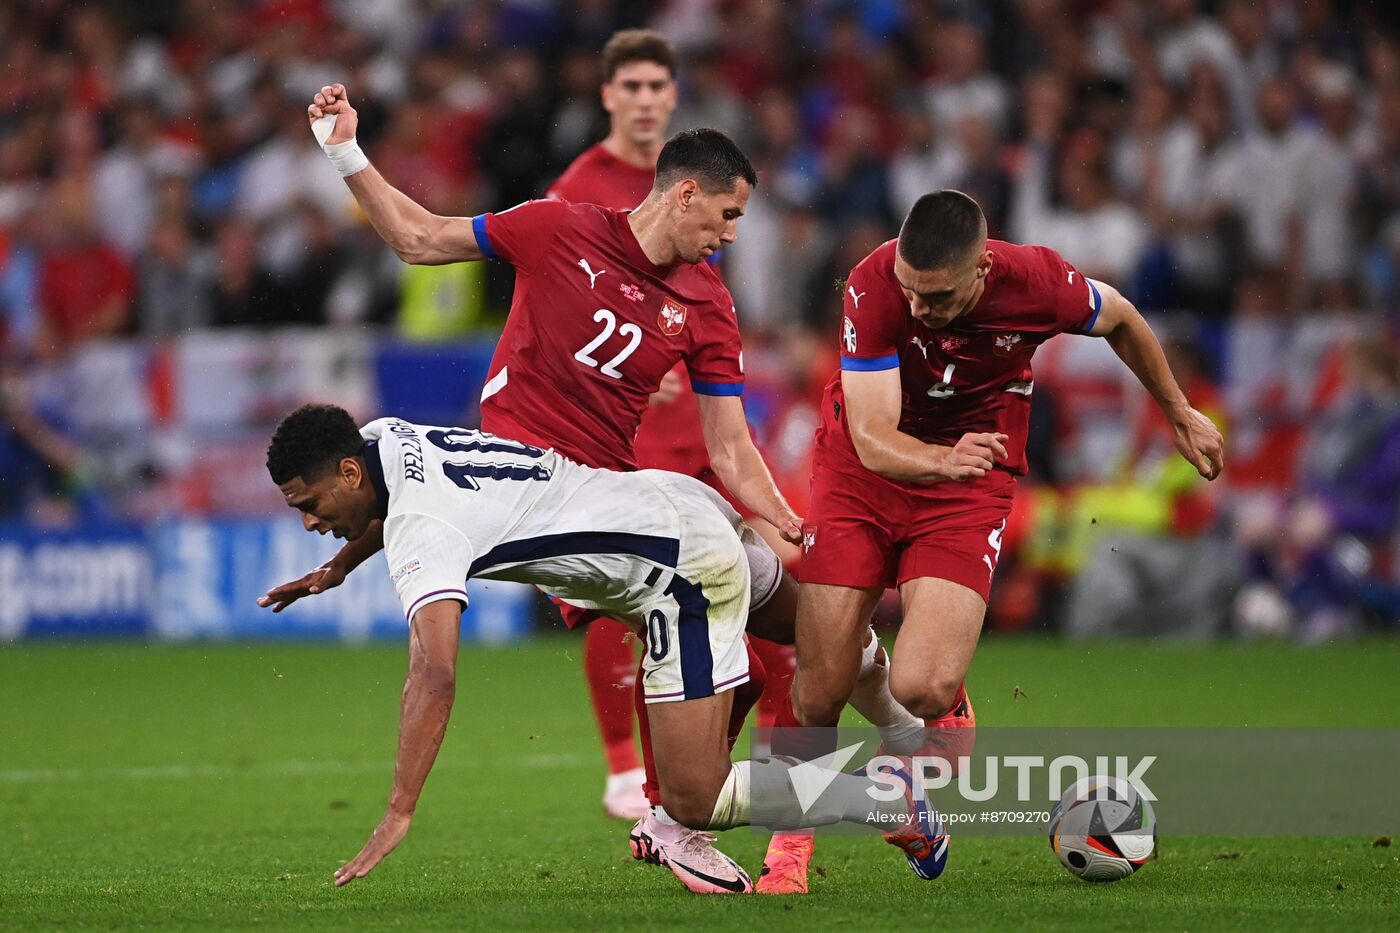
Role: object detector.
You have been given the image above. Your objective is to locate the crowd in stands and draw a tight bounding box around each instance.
[2,0,1400,640]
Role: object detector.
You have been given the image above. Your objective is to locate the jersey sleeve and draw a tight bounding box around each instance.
[838,260,905,372]
[684,285,745,397]
[1038,247,1104,335]
[382,512,475,622]
[470,199,570,275]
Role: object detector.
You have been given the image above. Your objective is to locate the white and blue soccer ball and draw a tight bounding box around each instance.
[1048,775,1155,882]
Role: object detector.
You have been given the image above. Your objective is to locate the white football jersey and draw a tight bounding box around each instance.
[361,418,738,627]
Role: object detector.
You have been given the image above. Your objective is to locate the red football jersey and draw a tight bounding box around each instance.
[820,238,1102,476]
[473,199,744,471]
[546,144,714,482]
[546,143,654,209]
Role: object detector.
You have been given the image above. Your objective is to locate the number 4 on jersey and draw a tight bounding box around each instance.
[928,363,956,399]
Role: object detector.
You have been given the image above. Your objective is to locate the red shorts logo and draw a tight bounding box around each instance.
[659,301,688,335]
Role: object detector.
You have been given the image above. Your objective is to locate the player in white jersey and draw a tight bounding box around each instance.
[264,404,949,891]
[365,414,765,704]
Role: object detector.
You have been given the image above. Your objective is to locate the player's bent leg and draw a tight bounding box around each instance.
[647,692,738,829]
[635,691,755,894]
[888,576,985,720]
[790,583,882,727]
[848,628,927,755]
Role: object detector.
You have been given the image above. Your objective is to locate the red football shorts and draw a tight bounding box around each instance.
[798,452,1016,602]
[557,600,603,630]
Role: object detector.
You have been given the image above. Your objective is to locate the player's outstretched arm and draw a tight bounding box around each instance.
[696,394,803,543]
[1087,281,1225,480]
[257,520,385,612]
[842,367,1007,483]
[308,84,485,266]
[335,599,461,887]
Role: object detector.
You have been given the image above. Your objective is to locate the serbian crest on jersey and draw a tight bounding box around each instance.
[842,316,857,353]
[993,332,1024,356]
[659,300,688,335]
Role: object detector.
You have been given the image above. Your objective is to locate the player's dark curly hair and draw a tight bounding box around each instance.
[266,403,364,485]
[654,128,757,194]
[898,190,987,271]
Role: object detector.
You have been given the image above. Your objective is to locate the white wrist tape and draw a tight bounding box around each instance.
[312,113,369,178]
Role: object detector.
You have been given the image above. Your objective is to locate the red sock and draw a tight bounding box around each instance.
[583,616,640,774]
[727,642,767,751]
[750,637,795,729]
[768,674,840,761]
[634,660,662,805]
[636,641,769,808]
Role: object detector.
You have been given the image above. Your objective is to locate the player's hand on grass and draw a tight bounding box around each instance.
[307,83,358,144]
[941,432,1009,481]
[1171,406,1225,481]
[335,811,411,887]
[256,561,346,612]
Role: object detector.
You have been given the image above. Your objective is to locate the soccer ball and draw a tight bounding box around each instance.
[1047,775,1155,882]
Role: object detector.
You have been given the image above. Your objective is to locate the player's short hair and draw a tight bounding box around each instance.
[601,29,676,81]
[897,190,988,271]
[266,403,364,485]
[654,128,758,194]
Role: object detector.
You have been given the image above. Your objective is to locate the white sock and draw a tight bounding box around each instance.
[746,756,912,831]
[605,767,645,797]
[707,761,752,830]
[845,628,925,755]
[858,626,880,678]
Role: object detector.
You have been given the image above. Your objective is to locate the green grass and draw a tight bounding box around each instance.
[2,637,1397,930]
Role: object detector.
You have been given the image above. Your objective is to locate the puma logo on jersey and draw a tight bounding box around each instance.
[910,335,932,359]
[847,286,866,308]
[577,258,606,288]
[1067,270,1076,284]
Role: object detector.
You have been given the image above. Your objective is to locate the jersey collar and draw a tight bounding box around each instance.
[617,211,670,277]
[360,440,390,518]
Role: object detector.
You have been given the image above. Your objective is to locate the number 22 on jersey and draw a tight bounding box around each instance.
[574,309,642,379]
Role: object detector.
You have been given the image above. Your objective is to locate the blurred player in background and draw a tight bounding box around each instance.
[544,29,799,846]
[778,190,1224,878]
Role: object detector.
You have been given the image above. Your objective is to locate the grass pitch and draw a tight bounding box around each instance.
[2,637,1397,930]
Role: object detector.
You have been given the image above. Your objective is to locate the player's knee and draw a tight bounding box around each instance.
[890,672,960,721]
